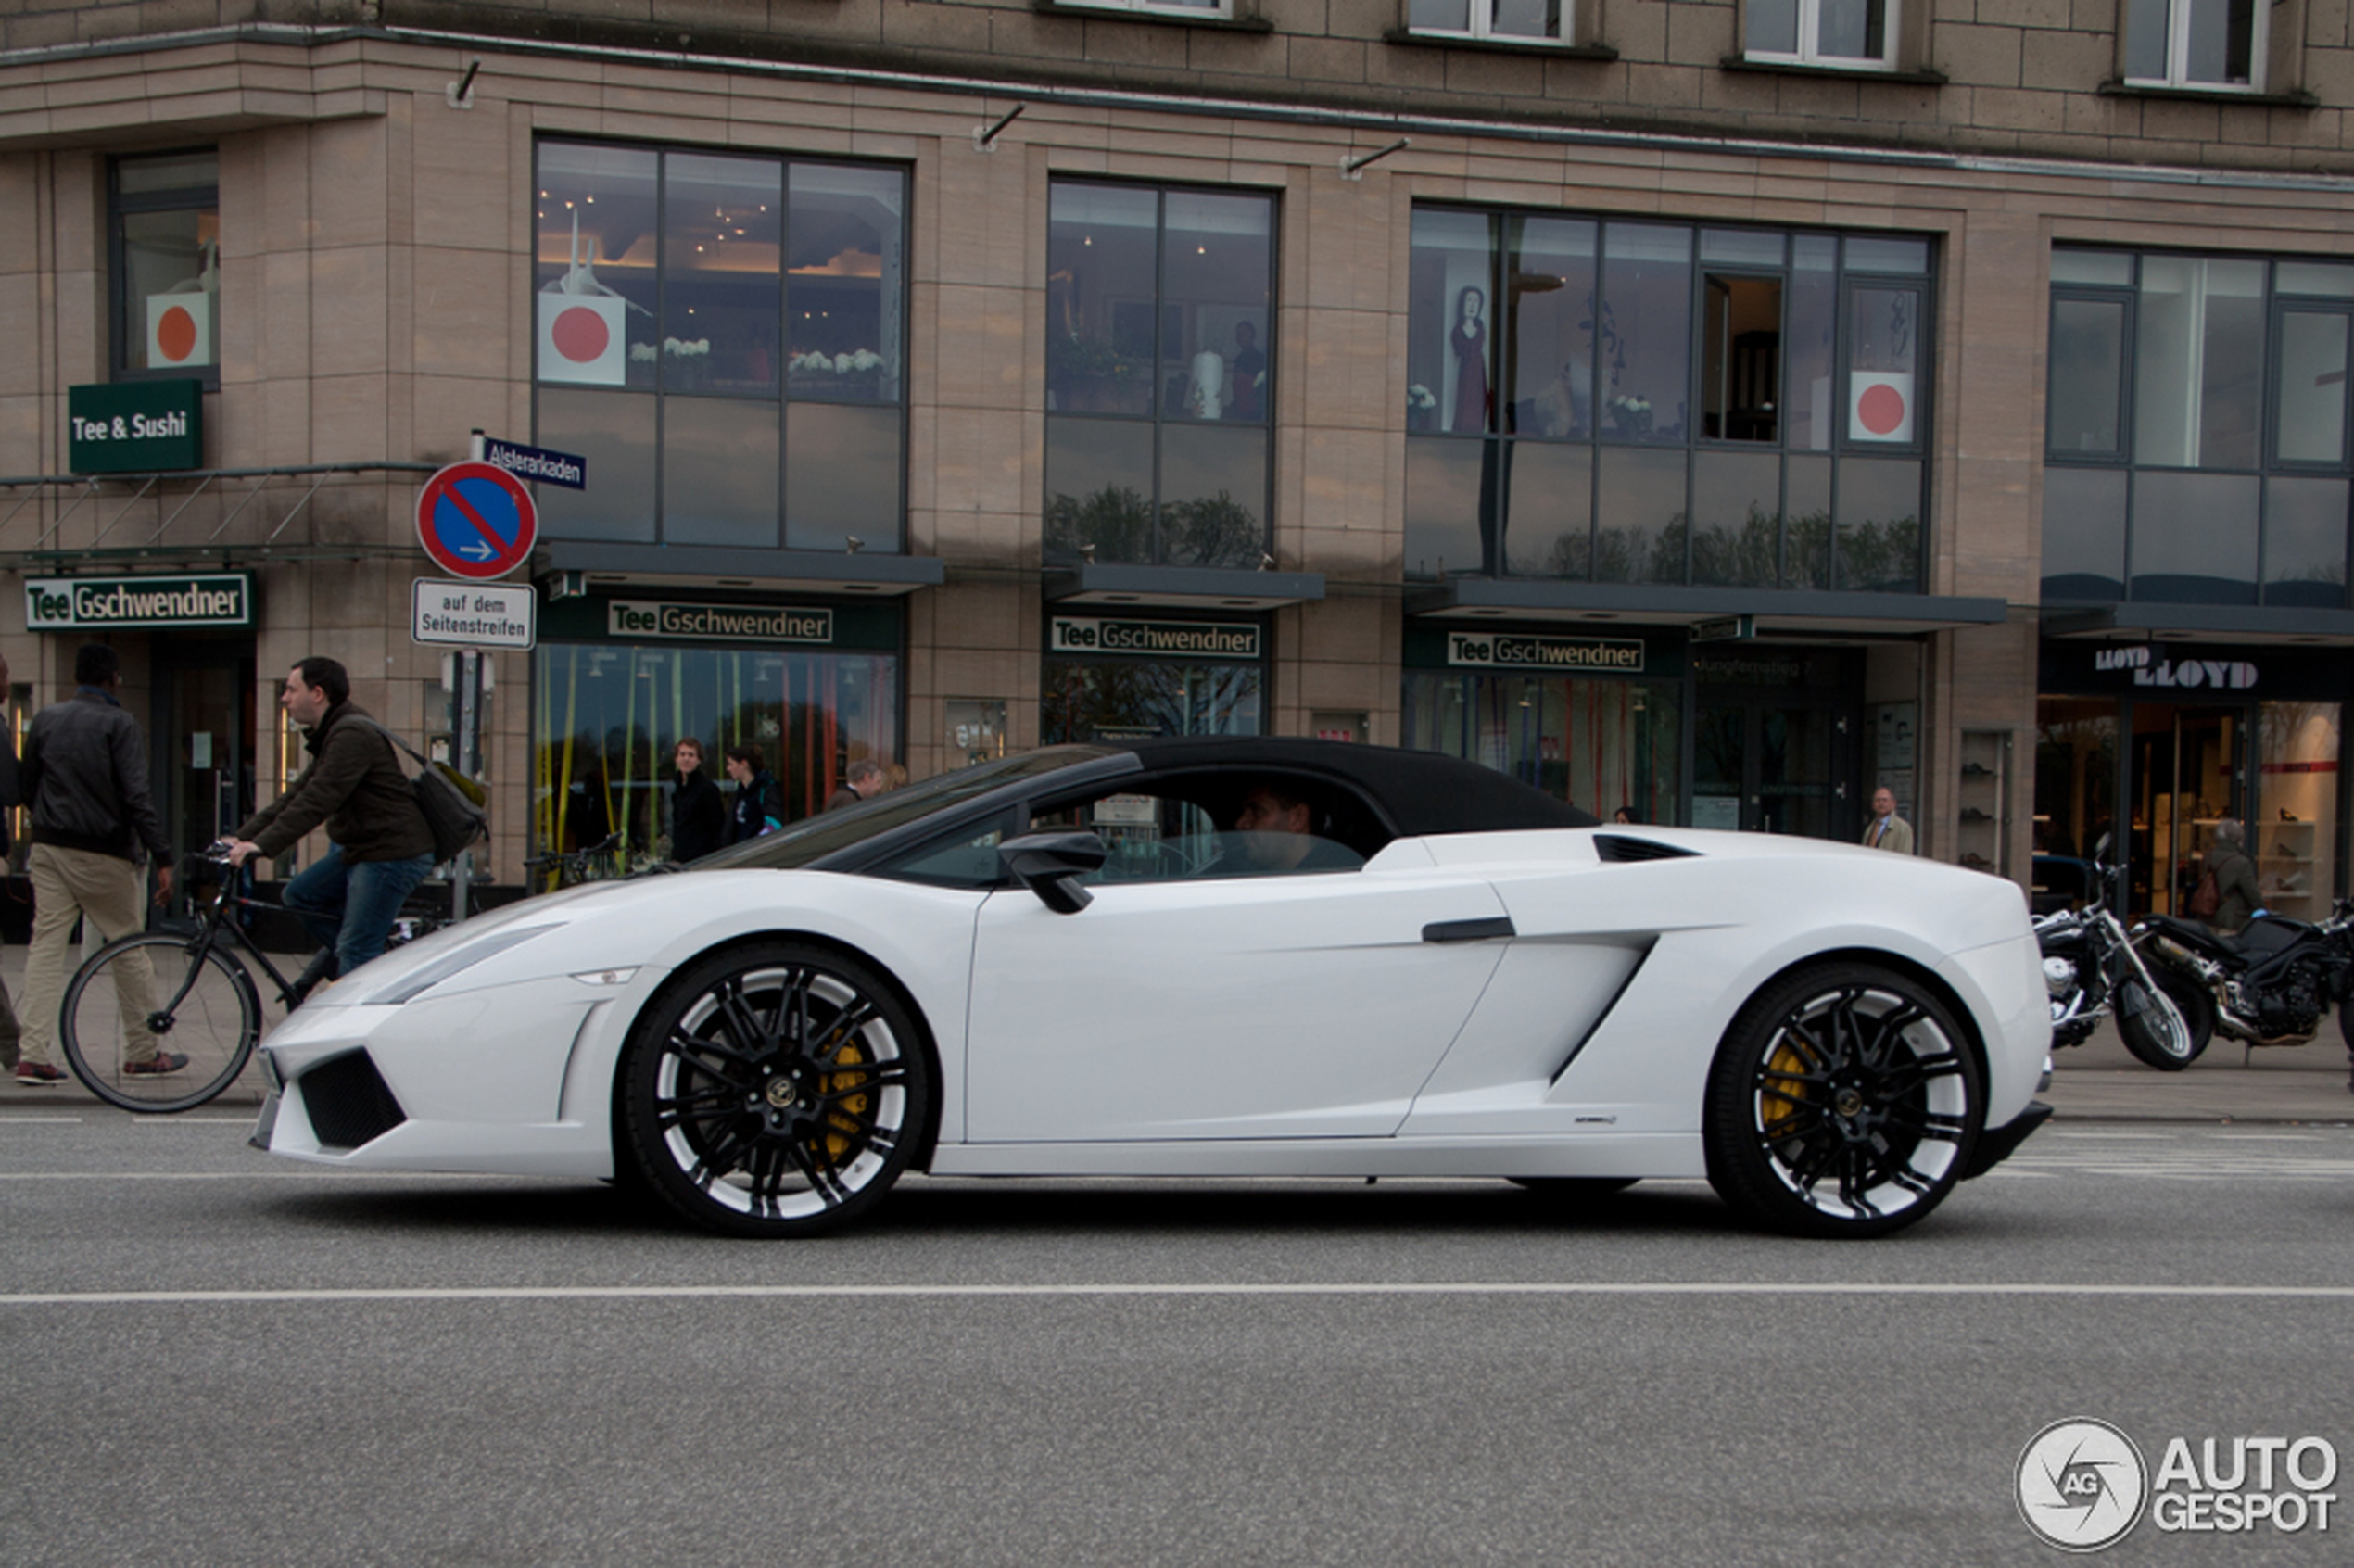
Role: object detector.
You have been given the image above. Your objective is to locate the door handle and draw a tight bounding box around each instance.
[1423,917,1515,943]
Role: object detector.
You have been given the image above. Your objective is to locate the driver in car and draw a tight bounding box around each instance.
[1230,783,1359,874]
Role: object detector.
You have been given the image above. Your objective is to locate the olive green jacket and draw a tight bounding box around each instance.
[237,701,435,863]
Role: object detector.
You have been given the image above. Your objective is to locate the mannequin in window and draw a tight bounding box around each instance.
[1187,349,1225,420]
[1450,286,1490,435]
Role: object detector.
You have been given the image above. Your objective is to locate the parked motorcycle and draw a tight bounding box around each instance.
[2035,841,2197,1070]
[2133,897,2354,1061]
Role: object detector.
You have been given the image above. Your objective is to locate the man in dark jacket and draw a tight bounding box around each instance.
[224,656,436,999]
[2205,817,2264,935]
[0,648,19,1073]
[15,643,176,1083]
[668,738,726,863]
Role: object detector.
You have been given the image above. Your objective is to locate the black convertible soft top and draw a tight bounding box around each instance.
[1117,736,1599,838]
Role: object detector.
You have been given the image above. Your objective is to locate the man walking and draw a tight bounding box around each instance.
[14,643,176,1084]
[1863,786,1915,854]
[224,657,435,1001]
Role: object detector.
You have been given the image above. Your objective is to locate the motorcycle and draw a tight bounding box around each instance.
[2035,841,2197,1070]
[2132,895,2354,1061]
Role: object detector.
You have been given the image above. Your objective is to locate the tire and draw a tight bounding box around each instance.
[58,933,261,1114]
[1703,962,1982,1240]
[2150,968,2216,1063]
[617,942,933,1238]
[2114,975,2196,1070]
[1509,1177,1639,1197]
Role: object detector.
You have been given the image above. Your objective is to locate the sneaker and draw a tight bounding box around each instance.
[121,1053,190,1077]
[13,1061,67,1084]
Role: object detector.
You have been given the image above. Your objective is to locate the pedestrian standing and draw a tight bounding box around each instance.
[14,643,176,1084]
[724,744,784,843]
[0,650,21,1074]
[223,657,437,1002]
[825,758,886,812]
[1862,786,1915,854]
[667,738,725,863]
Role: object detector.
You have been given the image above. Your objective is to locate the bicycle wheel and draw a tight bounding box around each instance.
[59,933,261,1113]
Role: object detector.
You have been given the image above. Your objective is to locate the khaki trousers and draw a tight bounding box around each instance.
[20,843,156,1068]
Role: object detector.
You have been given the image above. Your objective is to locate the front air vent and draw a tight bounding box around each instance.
[298,1050,407,1151]
[1594,834,1699,864]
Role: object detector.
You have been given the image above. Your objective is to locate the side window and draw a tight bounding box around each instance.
[1027,778,1369,882]
[873,812,1016,888]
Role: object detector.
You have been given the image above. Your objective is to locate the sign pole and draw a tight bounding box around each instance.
[448,648,483,928]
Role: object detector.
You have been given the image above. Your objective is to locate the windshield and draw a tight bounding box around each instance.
[681,746,1117,872]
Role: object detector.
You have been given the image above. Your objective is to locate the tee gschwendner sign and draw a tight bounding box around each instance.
[411,579,536,651]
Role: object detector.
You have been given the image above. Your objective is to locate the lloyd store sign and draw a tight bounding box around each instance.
[2094,645,2259,689]
[27,573,254,630]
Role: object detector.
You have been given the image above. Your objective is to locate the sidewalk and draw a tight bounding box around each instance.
[3,939,2350,1120]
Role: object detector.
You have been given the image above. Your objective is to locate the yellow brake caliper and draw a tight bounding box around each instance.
[1759,1038,1812,1144]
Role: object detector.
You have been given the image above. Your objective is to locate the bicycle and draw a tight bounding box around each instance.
[525,830,622,891]
[57,845,315,1114]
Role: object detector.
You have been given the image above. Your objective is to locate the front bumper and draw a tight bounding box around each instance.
[1959,1099,2053,1181]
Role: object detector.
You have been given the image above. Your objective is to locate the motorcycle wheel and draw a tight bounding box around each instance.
[2116,978,2196,1071]
[2148,970,2215,1064]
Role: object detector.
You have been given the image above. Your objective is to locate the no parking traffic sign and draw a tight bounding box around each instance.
[416,462,537,581]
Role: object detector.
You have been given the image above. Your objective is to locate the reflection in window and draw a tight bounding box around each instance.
[113,150,221,378]
[1402,671,1681,824]
[1044,182,1274,567]
[533,640,898,866]
[1042,657,1263,741]
[534,141,906,546]
[2047,248,2349,608]
[1408,211,1930,590]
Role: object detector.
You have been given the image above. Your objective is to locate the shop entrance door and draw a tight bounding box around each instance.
[2127,703,2244,918]
[1693,699,1851,838]
[156,648,254,861]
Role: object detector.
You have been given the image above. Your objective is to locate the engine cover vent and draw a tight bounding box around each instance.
[1594,834,1698,864]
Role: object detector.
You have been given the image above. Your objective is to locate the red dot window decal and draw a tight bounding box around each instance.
[551,306,612,363]
[1857,381,1906,436]
[156,304,198,364]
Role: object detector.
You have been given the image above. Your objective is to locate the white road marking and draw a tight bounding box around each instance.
[6,1282,2354,1309]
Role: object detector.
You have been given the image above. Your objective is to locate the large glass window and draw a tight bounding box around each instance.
[1408,0,1568,44]
[2123,0,2264,90]
[1745,0,1897,69]
[533,639,898,867]
[533,141,907,550]
[1402,671,1681,824]
[112,150,220,382]
[2044,249,2354,607]
[1045,182,1274,569]
[1408,209,1930,591]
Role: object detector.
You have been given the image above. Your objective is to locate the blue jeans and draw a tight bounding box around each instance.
[281,845,436,980]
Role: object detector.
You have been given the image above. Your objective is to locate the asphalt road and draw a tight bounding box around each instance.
[6,1114,2354,1565]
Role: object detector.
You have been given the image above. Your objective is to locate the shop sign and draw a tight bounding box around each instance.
[27,572,252,630]
[412,579,536,651]
[1051,617,1261,660]
[67,380,204,474]
[1690,615,1753,644]
[608,601,833,643]
[1445,631,1644,674]
[2095,645,2259,690]
[1692,651,1815,687]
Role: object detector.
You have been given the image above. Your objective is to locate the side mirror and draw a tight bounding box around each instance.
[999,831,1108,915]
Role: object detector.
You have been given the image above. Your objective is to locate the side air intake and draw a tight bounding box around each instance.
[1593,834,1699,864]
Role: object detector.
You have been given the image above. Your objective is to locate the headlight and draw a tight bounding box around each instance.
[359,923,566,1005]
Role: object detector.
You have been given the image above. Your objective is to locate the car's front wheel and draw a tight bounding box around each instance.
[619,941,931,1237]
[1703,963,1981,1239]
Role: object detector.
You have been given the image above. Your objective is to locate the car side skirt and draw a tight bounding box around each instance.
[929,1134,1704,1181]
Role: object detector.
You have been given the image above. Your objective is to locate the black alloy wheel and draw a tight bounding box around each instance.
[619,941,932,1238]
[1703,962,1982,1239]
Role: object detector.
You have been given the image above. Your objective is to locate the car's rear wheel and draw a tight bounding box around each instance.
[618,941,931,1238]
[1703,962,1981,1239]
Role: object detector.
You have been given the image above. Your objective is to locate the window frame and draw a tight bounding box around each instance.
[2121,0,2268,93]
[529,137,912,551]
[1050,0,1237,19]
[1741,0,1901,71]
[108,146,221,388]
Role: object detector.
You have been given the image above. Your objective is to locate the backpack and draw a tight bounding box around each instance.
[352,718,488,865]
[2187,863,2221,920]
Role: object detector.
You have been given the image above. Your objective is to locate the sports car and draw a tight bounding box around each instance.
[250,738,2052,1240]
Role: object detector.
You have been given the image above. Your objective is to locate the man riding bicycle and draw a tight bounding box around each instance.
[223,657,435,1004]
